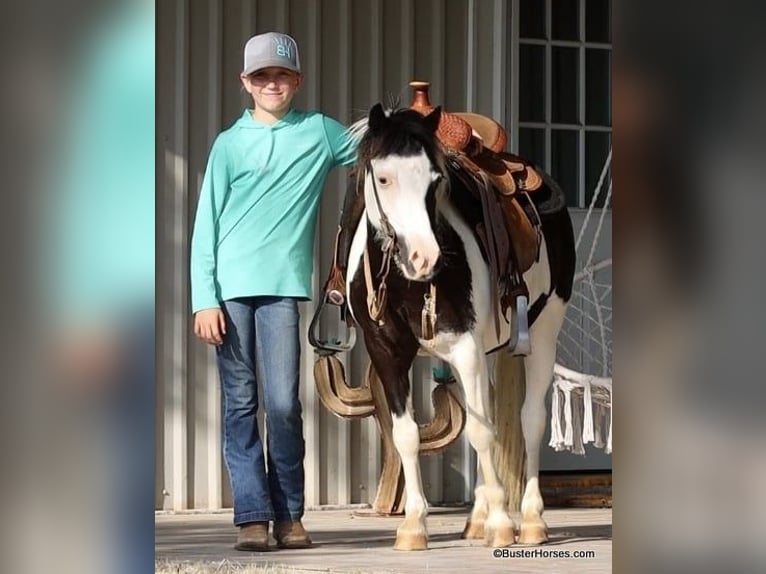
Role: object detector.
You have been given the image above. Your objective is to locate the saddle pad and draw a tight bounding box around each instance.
[529,173,567,217]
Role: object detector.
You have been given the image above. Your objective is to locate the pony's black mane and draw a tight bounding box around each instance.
[357,108,445,176]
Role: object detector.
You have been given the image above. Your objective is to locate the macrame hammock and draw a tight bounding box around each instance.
[548,149,612,455]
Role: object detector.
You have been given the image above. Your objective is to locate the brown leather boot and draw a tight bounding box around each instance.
[273,520,312,549]
[234,521,269,551]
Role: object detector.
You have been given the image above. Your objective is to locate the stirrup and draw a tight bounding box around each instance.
[308,291,357,355]
[508,294,531,356]
[327,289,345,307]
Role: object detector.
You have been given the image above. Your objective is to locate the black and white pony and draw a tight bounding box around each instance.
[345,104,575,549]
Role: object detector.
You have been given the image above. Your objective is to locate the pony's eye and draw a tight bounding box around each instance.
[378,176,390,186]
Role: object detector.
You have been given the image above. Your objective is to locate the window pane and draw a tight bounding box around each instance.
[585,48,611,126]
[585,132,611,208]
[586,0,611,43]
[519,44,545,122]
[552,47,579,124]
[520,0,546,39]
[519,128,546,170]
[552,129,579,207]
[552,0,579,41]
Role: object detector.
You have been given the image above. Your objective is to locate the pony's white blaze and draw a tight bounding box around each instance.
[365,153,441,280]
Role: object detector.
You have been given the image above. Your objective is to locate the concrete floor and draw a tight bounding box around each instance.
[156,506,612,573]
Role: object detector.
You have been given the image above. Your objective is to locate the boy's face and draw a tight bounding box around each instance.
[241,67,303,115]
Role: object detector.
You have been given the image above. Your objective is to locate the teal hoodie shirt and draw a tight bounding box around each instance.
[190,108,356,313]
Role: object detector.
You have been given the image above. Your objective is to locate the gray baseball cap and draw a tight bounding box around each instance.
[243,32,301,75]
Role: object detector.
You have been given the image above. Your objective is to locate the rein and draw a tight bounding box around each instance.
[366,160,397,246]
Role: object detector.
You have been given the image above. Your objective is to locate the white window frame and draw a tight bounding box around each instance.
[509,0,612,209]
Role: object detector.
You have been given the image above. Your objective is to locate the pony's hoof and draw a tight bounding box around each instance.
[461,519,485,540]
[518,520,548,545]
[393,532,428,551]
[485,524,516,548]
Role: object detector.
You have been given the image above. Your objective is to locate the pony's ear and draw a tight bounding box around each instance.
[423,106,442,133]
[368,103,386,131]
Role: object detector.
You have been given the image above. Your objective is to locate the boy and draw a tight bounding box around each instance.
[190,32,356,551]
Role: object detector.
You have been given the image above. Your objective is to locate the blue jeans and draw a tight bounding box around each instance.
[217,297,305,525]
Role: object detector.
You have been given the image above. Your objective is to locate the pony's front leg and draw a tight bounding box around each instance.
[391,404,428,550]
[519,296,567,544]
[449,333,516,547]
[366,331,428,550]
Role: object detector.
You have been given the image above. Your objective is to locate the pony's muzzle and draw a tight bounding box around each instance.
[409,250,434,275]
[401,238,441,280]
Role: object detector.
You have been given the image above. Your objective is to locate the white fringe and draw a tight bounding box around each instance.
[548,364,612,455]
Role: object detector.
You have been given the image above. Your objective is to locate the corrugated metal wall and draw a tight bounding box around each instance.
[157,0,608,512]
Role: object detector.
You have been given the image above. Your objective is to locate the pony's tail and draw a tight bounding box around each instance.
[492,353,527,511]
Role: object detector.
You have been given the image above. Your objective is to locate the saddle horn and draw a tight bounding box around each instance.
[408,81,475,153]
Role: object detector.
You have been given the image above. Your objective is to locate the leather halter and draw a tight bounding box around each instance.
[364,160,398,247]
[363,160,397,324]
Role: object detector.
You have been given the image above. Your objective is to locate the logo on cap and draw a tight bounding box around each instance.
[274,36,293,59]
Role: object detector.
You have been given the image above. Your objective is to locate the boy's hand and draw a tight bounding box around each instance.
[194,308,226,346]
